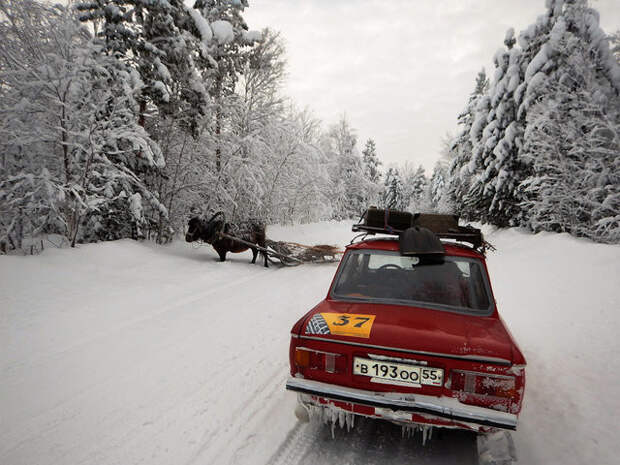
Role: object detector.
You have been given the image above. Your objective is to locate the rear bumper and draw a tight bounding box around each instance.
[286,377,517,431]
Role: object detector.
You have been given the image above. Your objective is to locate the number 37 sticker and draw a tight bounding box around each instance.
[321,313,376,338]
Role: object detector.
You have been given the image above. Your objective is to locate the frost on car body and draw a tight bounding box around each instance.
[285,209,526,436]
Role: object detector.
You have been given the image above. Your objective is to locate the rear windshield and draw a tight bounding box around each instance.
[331,250,493,315]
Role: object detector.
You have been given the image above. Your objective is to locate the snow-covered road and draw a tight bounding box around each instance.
[1,223,619,465]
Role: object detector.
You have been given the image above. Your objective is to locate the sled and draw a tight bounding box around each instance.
[216,232,342,266]
[265,240,342,265]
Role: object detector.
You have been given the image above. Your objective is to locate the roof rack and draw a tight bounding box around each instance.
[352,207,485,253]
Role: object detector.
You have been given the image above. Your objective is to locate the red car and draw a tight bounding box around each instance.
[286,210,526,436]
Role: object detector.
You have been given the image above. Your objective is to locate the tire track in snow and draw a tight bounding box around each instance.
[185,363,288,465]
[261,415,479,465]
[265,421,322,465]
[1,263,285,465]
[68,269,291,465]
[1,264,270,376]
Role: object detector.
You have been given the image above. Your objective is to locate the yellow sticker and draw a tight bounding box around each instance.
[321,313,376,338]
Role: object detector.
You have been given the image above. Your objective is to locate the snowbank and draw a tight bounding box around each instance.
[483,227,620,465]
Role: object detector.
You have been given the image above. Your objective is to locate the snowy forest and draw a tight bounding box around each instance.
[437,0,620,243]
[1,0,619,253]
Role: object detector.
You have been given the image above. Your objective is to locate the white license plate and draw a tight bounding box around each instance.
[353,357,443,387]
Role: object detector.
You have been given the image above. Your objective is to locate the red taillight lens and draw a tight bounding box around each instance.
[450,370,468,391]
[294,348,345,373]
[478,375,517,398]
[451,370,516,399]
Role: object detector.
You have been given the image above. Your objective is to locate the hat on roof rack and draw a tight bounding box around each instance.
[399,226,445,257]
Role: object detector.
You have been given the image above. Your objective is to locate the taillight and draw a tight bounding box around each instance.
[294,348,311,367]
[294,348,346,373]
[451,370,516,399]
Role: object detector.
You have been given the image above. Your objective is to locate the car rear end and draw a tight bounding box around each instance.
[287,332,525,432]
[286,241,526,434]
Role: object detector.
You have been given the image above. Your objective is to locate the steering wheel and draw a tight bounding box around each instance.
[377,263,403,271]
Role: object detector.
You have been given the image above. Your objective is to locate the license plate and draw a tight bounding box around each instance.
[353,357,443,387]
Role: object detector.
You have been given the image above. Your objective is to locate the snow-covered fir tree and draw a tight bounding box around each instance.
[430,134,457,213]
[360,138,383,206]
[429,162,446,211]
[462,28,526,226]
[444,69,489,218]
[362,139,382,183]
[611,30,620,62]
[382,167,406,211]
[445,0,620,242]
[403,164,429,212]
[520,2,620,242]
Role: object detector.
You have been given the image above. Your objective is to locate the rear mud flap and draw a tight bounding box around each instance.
[477,431,517,465]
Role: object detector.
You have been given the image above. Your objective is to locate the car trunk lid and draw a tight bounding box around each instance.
[299,299,514,365]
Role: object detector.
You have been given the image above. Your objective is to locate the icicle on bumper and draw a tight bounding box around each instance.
[401,424,434,446]
[304,404,356,439]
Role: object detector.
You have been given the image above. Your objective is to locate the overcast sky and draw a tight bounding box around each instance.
[244,0,620,173]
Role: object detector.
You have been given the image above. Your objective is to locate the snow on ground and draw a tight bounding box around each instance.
[1,222,619,465]
[482,227,620,465]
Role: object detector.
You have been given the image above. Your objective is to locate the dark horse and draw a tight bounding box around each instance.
[185,212,268,267]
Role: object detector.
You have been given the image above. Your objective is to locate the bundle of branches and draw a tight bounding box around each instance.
[265,240,342,265]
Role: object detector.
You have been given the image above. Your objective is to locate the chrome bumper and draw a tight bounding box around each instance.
[286,377,517,431]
